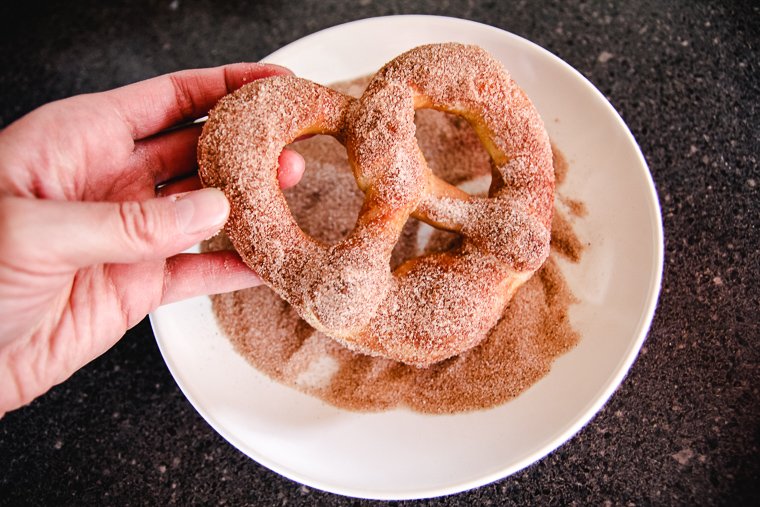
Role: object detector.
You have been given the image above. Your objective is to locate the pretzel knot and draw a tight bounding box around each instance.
[198,43,554,367]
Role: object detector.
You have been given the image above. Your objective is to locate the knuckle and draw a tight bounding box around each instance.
[169,73,198,119]
[117,200,162,254]
[222,65,236,94]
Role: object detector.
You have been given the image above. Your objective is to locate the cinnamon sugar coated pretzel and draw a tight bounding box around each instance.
[198,43,554,367]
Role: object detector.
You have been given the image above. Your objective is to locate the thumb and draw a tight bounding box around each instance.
[0,188,230,269]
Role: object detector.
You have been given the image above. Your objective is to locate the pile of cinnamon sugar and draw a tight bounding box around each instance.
[203,77,586,414]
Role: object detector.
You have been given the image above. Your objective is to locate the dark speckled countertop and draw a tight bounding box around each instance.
[1,1,758,505]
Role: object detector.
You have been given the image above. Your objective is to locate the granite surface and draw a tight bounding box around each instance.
[1,0,758,505]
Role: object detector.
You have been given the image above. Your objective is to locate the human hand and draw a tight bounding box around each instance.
[0,63,304,415]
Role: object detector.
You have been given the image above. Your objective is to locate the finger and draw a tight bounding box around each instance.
[0,189,230,269]
[276,149,306,189]
[156,148,305,196]
[132,124,203,185]
[160,251,263,305]
[102,62,292,140]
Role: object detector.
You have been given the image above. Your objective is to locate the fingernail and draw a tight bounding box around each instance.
[262,63,294,76]
[174,188,229,235]
[240,63,293,84]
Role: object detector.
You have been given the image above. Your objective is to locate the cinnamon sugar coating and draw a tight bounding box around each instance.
[198,43,554,367]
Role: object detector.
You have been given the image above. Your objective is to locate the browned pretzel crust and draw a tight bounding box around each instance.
[198,43,554,367]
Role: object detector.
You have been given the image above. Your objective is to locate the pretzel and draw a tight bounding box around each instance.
[198,43,554,367]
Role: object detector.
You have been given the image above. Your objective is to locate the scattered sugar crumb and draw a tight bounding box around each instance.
[598,51,614,63]
[672,448,695,465]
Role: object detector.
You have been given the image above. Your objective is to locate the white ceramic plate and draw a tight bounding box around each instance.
[150,15,663,500]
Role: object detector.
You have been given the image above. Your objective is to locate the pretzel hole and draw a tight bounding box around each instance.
[283,135,365,245]
[388,216,464,270]
[280,134,455,272]
[414,109,493,195]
